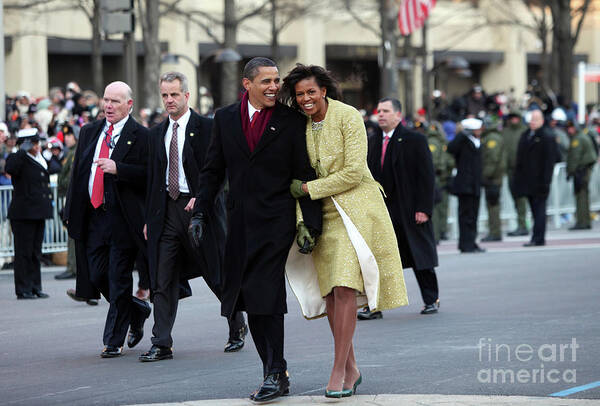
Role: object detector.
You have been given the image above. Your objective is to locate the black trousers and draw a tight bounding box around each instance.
[11,219,44,296]
[413,268,439,305]
[247,313,286,377]
[136,252,150,290]
[152,196,244,348]
[457,194,480,251]
[527,195,548,244]
[86,207,139,347]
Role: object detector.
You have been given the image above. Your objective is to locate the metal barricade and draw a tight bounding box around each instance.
[447,162,600,238]
[0,184,69,257]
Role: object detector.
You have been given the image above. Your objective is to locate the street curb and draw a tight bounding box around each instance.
[125,394,599,405]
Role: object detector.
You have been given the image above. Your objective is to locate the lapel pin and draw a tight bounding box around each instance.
[190,132,195,137]
[270,126,276,131]
[127,140,132,145]
[398,138,403,142]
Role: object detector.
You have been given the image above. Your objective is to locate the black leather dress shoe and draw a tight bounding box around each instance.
[523,241,545,247]
[224,323,248,353]
[33,291,49,299]
[357,307,383,320]
[100,345,123,358]
[127,327,143,348]
[139,345,173,362]
[507,228,528,236]
[127,297,151,349]
[421,299,440,315]
[251,371,290,403]
[481,235,502,242]
[17,292,36,300]
[54,270,76,280]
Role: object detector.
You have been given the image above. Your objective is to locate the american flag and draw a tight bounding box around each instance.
[398,0,436,36]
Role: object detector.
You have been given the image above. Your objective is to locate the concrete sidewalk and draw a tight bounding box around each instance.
[126,394,599,405]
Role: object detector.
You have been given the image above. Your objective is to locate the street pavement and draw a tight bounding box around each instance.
[0,227,599,406]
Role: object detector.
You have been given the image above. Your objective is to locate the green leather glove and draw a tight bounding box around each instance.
[296,221,316,254]
[290,179,308,199]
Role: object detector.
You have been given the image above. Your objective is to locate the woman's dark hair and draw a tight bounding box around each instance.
[281,63,341,110]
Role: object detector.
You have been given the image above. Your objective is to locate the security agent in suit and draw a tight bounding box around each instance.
[140,72,247,362]
[189,57,322,403]
[362,98,440,318]
[513,109,557,246]
[448,118,485,253]
[64,81,151,358]
[5,128,52,299]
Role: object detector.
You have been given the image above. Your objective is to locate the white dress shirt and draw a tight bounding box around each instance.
[248,101,261,121]
[27,152,48,170]
[164,108,191,193]
[383,129,394,140]
[88,115,129,198]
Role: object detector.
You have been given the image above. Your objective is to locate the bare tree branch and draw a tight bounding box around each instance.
[4,0,61,9]
[343,0,381,38]
[572,0,591,44]
[158,0,185,18]
[238,0,270,21]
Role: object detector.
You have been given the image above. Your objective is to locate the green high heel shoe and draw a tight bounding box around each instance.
[341,374,362,397]
[324,389,345,398]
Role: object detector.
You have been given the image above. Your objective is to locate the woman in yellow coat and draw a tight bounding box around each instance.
[282,64,408,398]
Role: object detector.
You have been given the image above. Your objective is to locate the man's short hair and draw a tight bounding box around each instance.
[379,97,402,113]
[243,57,277,81]
[159,71,189,93]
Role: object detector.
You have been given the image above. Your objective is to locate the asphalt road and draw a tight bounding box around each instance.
[1,231,599,405]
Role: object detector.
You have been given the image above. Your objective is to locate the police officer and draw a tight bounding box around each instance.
[448,118,485,253]
[566,121,597,230]
[480,117,505,241]
[427,123,451,243]
[503,110,528,236]
[5,128,53,299]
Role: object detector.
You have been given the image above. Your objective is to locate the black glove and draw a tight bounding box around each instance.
[297,221,316,254]
[188,212,206,248]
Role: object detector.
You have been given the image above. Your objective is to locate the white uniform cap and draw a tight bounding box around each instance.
[551,108,567,122]
[17,128,38,139]
[0,122,8,133]
[461,118,483,131]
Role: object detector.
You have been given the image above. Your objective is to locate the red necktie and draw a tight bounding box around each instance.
[381,135,390,168]
[250,111,258,128]
[90,124,113,208]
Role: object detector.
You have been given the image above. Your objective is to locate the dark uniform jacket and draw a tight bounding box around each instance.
[513,126,557,198]
[146,110,225,298]
[367,125,438,271]
[194,101,322,317]
[65,117,149,298]
[448,132,482,196]
[5,150,53,220]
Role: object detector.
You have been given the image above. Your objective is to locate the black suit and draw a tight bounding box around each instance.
[146,109,243,348]
[367,125,439,305]
[448,132,482,251]
[513,126,557,244]
[5,150,53,297]
[65,116,149,347]
[194,101,321,376]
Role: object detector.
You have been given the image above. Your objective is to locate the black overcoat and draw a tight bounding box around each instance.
[447,132,482,196]
[513,126,557,198]
[367,125,438,271]
[64,117,149,299]
[5,151,53,220]
[146,110,226,299]
[194,101,322,317]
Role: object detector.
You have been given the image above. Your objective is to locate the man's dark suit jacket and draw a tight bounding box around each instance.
[194,101,322,317]
[367,125,438,271]
[65,116,149,299]
[146,109,225,299]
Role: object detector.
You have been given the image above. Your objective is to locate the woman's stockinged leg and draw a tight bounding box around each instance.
[326,286,358,391]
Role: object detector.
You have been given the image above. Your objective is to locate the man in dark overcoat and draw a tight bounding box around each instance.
[5,128,53,299]
[362,98,439,318]
[140,71,246,362]
[189,57,321,403]
[513,109,557,246]
[448,118,485,253]
[64,81,151,358]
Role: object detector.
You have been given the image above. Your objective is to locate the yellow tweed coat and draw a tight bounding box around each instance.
[304,98,408,313]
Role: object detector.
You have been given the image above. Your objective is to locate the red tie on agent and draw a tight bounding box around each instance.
[381,134,390,168]
[250,111,258,128]
[90,124,114,208]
